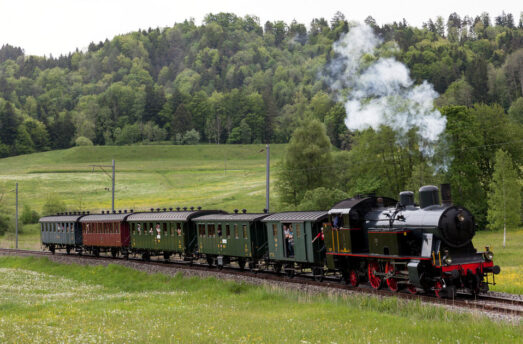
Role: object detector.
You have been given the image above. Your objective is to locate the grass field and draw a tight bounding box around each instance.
[0,256,520,344]
[0,144,286,214]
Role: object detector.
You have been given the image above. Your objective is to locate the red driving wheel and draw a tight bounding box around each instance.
[407,284,417,294]
[385,262,398,292]
[368,262,382,290]
[434,280,443,298]
[349,270,359,287]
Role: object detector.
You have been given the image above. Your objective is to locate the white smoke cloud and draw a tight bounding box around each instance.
[326,23,446,153]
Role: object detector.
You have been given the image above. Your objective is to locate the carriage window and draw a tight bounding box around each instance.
[131,223,136,234]
[296,223,301,238]
[225,225,230,237]
[272,224,277,237]
[176,223,182,237]
[198,224,205,237]
[217,224,222,237]
[208,224,215,237]
[242,225,247,239]
[163,223,168,236]
[234,224,239,239]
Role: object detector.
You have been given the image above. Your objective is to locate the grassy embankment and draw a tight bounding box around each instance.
[0,256,520,343]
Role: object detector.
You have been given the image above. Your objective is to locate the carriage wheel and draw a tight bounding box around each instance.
[207,257,214,267]
[163,252,171,261]
[368,262,382,290]
[142,252,150,261]
[49,245,55,254]
[238,258,246,270]
[66,246,71,255]
[385,262,399,292]
[273,263,282,273]
[434,280,443,298]
[93,248,99,257]
[349,270,359,287]
[406,284,417,294]
[111,249,118,258]
[313,268,324,282]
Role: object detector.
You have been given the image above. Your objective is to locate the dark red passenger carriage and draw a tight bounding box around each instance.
[79,211,132,258]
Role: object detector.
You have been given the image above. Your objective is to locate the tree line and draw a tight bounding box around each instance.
[276,102,522,230]
[0,11,522,156]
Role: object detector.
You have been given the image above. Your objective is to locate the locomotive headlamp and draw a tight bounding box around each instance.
[484,246,494,261]
[457,212,465,222]
[443,249,452,265]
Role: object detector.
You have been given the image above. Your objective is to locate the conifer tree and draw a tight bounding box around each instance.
[487,149,521,247]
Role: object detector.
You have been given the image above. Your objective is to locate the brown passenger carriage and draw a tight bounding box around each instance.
[79,211,132,257]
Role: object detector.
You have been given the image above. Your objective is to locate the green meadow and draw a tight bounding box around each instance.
[0,256,520,344]
[0,144,285,213]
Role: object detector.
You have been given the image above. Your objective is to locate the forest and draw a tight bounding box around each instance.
[0,11,522,228]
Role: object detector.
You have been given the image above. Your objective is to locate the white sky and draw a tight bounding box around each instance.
[0,0,521,57]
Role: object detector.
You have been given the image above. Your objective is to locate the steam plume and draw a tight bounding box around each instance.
[326,24,445,153]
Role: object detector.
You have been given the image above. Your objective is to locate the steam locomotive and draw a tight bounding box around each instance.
[325,184,500,297]
[39,183,500,298]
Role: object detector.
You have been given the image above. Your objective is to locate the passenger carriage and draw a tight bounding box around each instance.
[126,208,223,261]
[193,210,268,269]
[39,213,85,254]
[262,211,328,278]
[79,211,132,258]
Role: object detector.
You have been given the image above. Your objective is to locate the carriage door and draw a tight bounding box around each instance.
[293,222,306,261]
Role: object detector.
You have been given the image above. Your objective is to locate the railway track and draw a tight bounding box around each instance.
[1,247,521,319]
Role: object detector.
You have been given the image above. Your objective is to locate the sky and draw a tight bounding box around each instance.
[0,0,521,57]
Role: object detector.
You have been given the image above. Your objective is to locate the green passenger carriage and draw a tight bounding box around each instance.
[126,209,222,261]
[193,211,269,269]
[262,211,328,277]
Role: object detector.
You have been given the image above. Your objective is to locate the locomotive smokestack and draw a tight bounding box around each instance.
[419,185,439,208]
[399,191,414,207]
[441,183,452,205]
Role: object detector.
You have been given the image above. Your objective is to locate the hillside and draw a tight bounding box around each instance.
[0,12,522,157]
[0,144,285,213]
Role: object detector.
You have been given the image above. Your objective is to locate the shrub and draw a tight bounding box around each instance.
[21,204,40,224]
[183,129,200,145]
[75,136,94,146]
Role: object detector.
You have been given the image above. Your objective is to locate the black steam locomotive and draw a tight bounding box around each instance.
[324,184,500,298]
